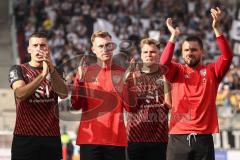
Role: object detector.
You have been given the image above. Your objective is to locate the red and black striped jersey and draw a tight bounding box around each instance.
[127,69,169,142]
[9,63,60,136]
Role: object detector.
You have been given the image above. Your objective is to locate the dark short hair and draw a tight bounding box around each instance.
[28,32,48,41]
[184,36,203,49]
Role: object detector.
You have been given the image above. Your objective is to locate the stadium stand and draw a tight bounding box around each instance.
[13,0,240,105]
[14,0,237,82]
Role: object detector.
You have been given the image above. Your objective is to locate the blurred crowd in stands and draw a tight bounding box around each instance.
[13,0,240,112]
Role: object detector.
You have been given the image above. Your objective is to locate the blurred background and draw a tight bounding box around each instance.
[1,0,240,160]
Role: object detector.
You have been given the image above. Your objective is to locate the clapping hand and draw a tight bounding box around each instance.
[40,48,53,77]
[77,55,87,82]
[210,7,222,36]
[123,57,140,85]
[166,18,181,42]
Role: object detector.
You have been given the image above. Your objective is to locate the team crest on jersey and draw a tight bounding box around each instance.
[200,69,207,83]
[9,69,19,83]
[112,75,121,84]
[200,69,206,77]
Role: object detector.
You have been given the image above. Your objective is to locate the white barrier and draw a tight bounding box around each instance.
[0,148,11,160]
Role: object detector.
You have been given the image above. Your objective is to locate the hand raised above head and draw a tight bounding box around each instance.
[166,18,181,37]
[210,7,222,36]
[211,7,221,30]
[166,18,180,42]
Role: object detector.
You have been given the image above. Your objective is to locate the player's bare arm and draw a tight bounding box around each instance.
[12,63,49,101]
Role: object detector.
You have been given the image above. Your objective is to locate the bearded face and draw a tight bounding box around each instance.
[182,41,203,68]
[183,53,201,67]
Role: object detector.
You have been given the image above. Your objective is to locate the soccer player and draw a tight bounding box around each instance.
[126,38,171,160]
[9,32,68,160]
[160,7,233,160]
[71,31,136,160]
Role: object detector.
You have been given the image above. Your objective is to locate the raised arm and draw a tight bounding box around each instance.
[211,7,223,37]
[160,18,181,81]
[160,18,180,65]
[211,7,233,80]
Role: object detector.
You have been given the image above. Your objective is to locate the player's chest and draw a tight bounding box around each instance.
[181,68,208,85]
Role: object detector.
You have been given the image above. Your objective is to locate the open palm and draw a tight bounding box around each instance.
[211,7,221,29]
[166,18,181,36]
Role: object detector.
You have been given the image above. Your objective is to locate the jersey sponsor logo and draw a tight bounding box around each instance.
[140,90,163,104]
[9,69,19,83]
[30,85,54,103]
[35,86,50,98]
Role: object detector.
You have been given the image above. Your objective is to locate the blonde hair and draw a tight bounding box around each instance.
[91,31,112,43]
[140,38,160,49]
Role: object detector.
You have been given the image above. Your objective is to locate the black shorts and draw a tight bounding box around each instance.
[127,142,167,160]
[11,135,62,160]
[80,144,126,160]
[167,134,215,160]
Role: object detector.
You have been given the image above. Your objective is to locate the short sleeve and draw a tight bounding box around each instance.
[9,65,24,88]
